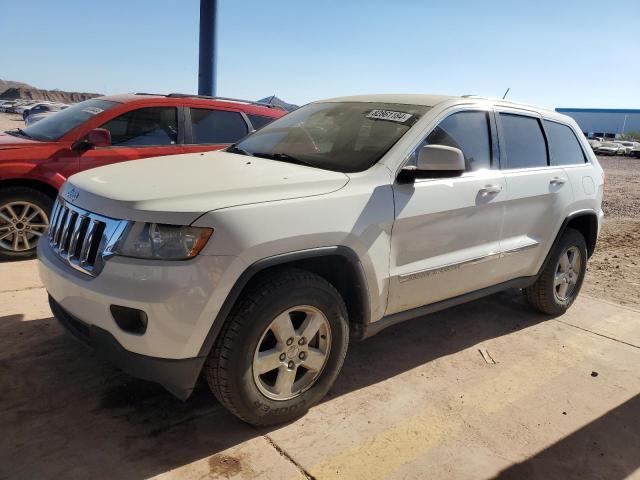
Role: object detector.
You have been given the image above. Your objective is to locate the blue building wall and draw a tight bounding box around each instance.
[555,108,640,137]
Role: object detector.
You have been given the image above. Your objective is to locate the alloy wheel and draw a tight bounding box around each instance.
[554,245,582,301]
[252,305,331,401]
[0,201,49,252]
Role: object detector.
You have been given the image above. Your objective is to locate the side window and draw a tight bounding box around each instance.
[499,113,547,169]
[415,111,492,171]
[100,107,177,146]
[189,108,248,144]
[544,120,586,165]
[247,114,276,131]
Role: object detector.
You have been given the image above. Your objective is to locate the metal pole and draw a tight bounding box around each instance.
[198,0,217,96]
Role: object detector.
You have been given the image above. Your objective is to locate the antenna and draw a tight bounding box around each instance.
[502,88,510,100]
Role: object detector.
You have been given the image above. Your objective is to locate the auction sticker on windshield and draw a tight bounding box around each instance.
[366,109,413,123]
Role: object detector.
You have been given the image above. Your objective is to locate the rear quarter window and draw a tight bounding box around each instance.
[544,121,587,165]
[247,114,276,131]
[189,108,248,144]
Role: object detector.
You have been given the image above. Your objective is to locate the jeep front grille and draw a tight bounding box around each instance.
[47,198,127,276]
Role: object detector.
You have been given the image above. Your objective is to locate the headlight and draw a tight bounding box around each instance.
[113,222,213,260]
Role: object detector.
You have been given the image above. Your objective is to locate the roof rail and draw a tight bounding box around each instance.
[165,92,285,109]
[132,92,284,109]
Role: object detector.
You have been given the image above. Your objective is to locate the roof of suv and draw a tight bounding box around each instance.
[321,94,455,106]
[319,93,558,116]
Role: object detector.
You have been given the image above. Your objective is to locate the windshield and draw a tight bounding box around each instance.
[19,98,118,141]
[233,102,429,172]
[602,143,618,147]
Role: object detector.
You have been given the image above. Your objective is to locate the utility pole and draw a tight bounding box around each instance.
[198,0,218,96]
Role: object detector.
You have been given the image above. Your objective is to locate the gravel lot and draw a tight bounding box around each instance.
[0,112,22,130]
[583,156,640,309]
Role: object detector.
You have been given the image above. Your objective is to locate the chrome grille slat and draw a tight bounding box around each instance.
[67,214,86,260]
[48,202,61,241]
[53,207,68,245]
[46,198,127,276]
[60,211,77,253]
[79,219,98,264]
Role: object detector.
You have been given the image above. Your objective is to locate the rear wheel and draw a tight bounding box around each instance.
[0,187,53,260]
[204,268,349,426]
[524,228,587,315]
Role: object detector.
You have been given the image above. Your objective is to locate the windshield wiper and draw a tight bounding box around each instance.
[252,152,316,168]
[226,144,253,156]
[7,128,32,139]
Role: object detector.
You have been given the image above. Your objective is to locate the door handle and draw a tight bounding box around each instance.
[550,177,566,186]
[479,184,502,195]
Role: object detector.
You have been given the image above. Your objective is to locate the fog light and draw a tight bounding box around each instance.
[110,305,148,335]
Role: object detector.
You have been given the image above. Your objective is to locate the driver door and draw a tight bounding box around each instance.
[77,106,183,172]
[387,108,507,315]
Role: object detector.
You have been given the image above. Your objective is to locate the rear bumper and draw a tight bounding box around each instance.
[49,295,205,400]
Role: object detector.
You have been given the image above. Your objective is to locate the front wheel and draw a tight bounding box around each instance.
[524,228,587,315]
[0,187,53,260]
[204,268,349,426]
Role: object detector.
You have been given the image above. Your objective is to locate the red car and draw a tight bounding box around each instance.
[0,93,286,259]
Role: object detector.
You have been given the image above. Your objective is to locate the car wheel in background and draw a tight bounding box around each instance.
[0,187,53,260]
[204,267,349,426]
[524,227,587,316]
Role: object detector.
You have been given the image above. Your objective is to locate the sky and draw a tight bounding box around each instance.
[1,0,639,109]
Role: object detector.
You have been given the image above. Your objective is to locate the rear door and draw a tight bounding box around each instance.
[496,110,573,281]
[77,106,183,171]
[183,107,250,154]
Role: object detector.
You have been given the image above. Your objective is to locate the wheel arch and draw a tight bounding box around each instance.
[197,246,371,357]
[0,177,59,200]
[564,211,599,258]
[539,210,599,277]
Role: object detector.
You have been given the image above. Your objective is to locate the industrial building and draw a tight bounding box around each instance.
[555,108,640,139]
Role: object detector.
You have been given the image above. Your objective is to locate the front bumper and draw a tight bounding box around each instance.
[38,235,245,398]
[49,295,204,400]
[38,236,240,359]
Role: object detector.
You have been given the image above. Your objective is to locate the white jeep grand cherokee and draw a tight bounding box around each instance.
[38,94,604,425]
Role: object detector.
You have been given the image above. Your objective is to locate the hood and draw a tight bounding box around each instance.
[62,151,350,224]
[0,131,60,150]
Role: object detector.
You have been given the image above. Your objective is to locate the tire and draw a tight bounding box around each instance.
[524,228,587,315]
[0,187,53,260]
[204,267,349,426]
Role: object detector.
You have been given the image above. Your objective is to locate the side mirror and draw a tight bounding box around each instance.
[399,145,465,182]
[86,128,111,148]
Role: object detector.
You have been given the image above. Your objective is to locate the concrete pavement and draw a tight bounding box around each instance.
[1,259,640,479]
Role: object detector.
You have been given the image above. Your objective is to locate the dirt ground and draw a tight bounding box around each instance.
[583,156,640,308]
[0,112,23,130]
[2,262,640,479]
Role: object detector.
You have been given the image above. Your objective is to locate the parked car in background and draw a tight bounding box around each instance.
[630,144,640,158]
[595,142,625,155]
[0,93,286,259]
[0,101,19,112]
[587,139,602,151]
[13,102,40,115]
[615,141,639,155]
[23,103,65,121]
[38,93,604,426]
[24,105,69,126]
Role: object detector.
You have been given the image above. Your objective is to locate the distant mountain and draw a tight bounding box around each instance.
[0,79,36,93]
[258,95,298,112]
[0,82,101,104]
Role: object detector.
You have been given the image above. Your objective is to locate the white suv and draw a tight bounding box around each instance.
[38,94,604,425]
